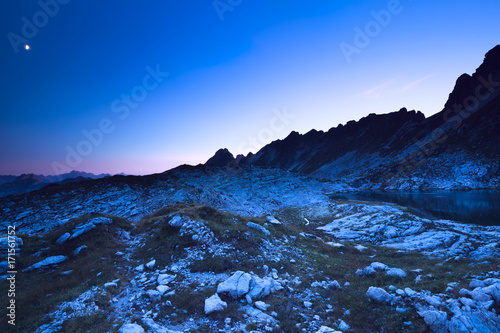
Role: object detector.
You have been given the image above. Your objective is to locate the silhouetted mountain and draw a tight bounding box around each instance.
[206,148,235,166]
[0,174,49,197]
[0,175,17,186]
[39,170,111,183]
[233,45,500,190]
[0,171,111,197]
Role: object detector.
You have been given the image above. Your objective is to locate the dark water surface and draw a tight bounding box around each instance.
[330,191,500,226]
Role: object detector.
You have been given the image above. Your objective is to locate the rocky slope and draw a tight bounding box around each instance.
[1,165,499,332]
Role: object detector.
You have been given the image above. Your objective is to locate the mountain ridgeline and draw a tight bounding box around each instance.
[0,171,110,197]
[208,45,500,190]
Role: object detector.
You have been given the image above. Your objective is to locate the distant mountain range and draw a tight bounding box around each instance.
[0,171,111,197]
[207,45,500,190]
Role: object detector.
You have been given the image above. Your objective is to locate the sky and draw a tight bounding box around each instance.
[1,0,499,176]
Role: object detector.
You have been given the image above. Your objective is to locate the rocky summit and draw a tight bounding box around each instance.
[0,46,499,333]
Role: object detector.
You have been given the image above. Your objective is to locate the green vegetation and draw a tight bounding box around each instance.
[0,213,134,332]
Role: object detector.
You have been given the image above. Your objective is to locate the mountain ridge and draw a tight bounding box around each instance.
[0,171,112,197]
[207,45,500,190]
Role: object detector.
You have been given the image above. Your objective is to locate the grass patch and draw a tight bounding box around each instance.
[0,214,133,332]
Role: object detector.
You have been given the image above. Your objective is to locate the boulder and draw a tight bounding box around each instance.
[366,287,393,303]
[243,306,277,324]
[471,288,493,302]
[417,310,448,332]
[168,215,184,228]
[156,285,170,295]
[145,259,156,269]
[119,323,145,333]
[217,271,282,301]
[425,295,442,307]
[70,222,96,240]
[56,232,71,245]
[248,276,282,300]
[217,271,251,298]
[470,279,487,288]
[72,245,87,256]
[404,287,418,297]
[482,283,500,303]
[266,216,282,225]
[247,222,270,236]
[255,301,270,311]
[23,255,68,272]
[157,274,176,285]
[338,319,350,331]
[205,293,227,314]
[362,266,377,275]
[386,268,407,278]
[370,262,389,271]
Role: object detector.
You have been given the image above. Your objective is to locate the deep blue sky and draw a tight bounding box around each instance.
[1,0,499,175]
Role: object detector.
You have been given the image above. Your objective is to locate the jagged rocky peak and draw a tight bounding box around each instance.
[205,148,235,166]
[444,44,500,110]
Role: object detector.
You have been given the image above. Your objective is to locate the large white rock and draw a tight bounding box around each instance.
[217,271,282,301]
[242,306,277,324]
[471,288,493,302]
[156,285,171,295]
[217,271,251,298]
[247,222,270,236]
[370,262,389,271]
[481,283,500,303]
[424,295,442,307]
[362,266,376,275]
[417,310,448,332]
[254,301,270,311]
[205,293,227,314]
[266,216,282,225]
[145,259,156,269]
[338,319,350,331]
[70,222,96,240]
[23,255,68,271]
[386,268,406,278]
[157,274,176,285]
[247,276,282,300]
[404,287,418,297]
[119,323,145,333]
[366,287,393,303]
[168,215,184,227]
